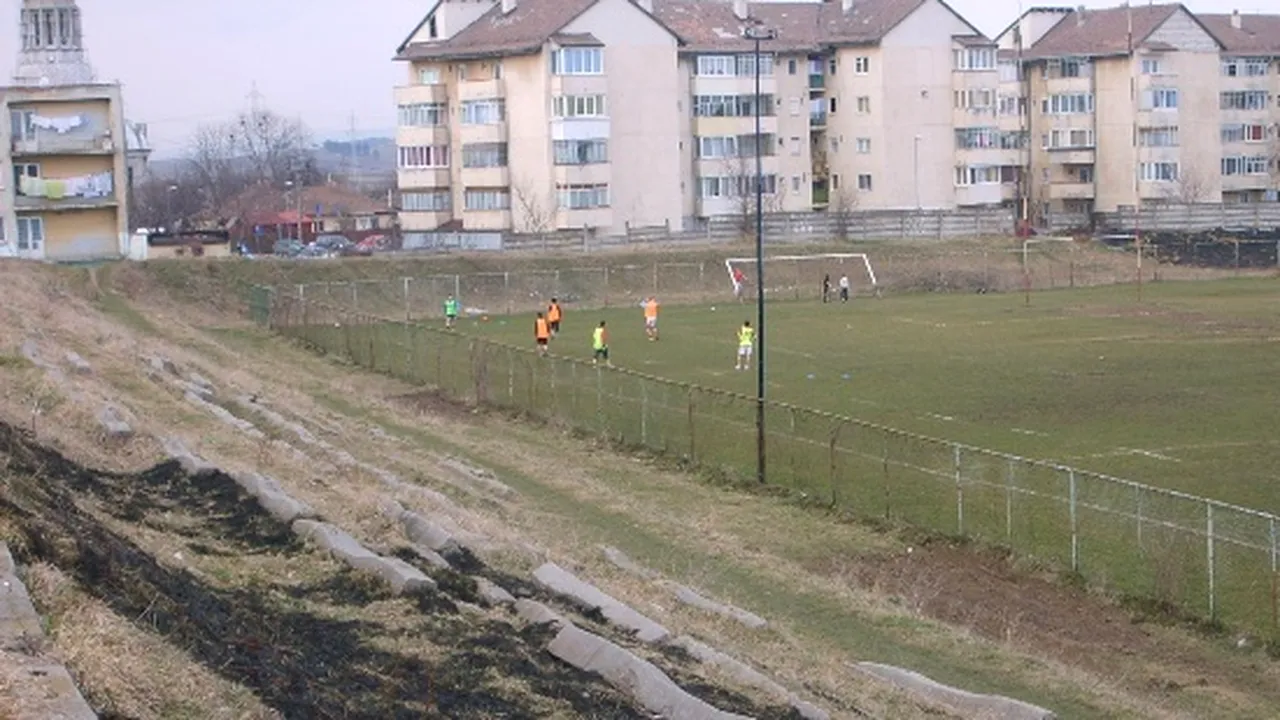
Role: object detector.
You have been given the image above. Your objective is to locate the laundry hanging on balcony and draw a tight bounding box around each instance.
[30,114,85,134]
[17,171,112,199]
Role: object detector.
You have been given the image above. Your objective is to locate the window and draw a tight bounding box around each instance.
[788,58,797,75]
[16,216,43,251]
[1221,156,1269,175]
[415,67,437,84]
[696,55,734,76]
[9,110,33,141]
[557,183,609,209]
[856,137,870,154]
[462,142,508,168]
[401,191,450,212]
[464,188,510,211]
[1041,93,1094,114]
[398,145,449,168]
[790,136,801,156]
[492,61,502,79]
[953,47,996,70]
[461,99,505,124]
[788,98,800,116]
[829,97,837,113]
[1042,58,1091,78]
[955,127,999,149]
[1138,126,1179,147]
[1220,91,1270,110]
[554,139,608,165]
[854,56,869,74]
[1042,129,1094,149]
[694,54,774,76]
[692,94,776,117]
[551,47,603,75]
[954,89,995,112]
[1140,87,1178,110]
[856,96,870,113]
[1221,123,1267,143]
[427,16,437,39]
[1139,162,1178,182]
[1075,166,1094,183]
[552,94,607,118]
[694,134,775,158]
[791,176,800,192]
[697,174,777,198]
[1140,58,1163,75]
[998,94,1026,116]
[457,64,468,81]
[999,131,1027,149]
[398,103,446,127]
[856,174,872,191]
[954,165,1000,186]
[736,53,773,76]
[998,59,1021,82]
[1222,57,1270,77]
[829,57,837,75]
[831,174,840,190]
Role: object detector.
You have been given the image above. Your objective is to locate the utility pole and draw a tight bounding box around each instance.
[348,111,359,192]
[1128,1,1144,302]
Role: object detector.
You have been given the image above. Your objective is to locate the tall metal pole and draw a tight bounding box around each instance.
[744,23,775,485]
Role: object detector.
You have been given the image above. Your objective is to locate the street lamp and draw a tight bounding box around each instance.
[743,21,776,484]
[165,184,178,231]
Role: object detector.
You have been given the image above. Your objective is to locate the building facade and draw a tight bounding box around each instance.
[0,0,132,261]
[393,0,1280,234]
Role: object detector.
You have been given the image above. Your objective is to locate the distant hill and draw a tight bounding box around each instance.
[143,137,396,187]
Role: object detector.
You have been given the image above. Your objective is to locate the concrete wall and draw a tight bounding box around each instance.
[42,208,120,260]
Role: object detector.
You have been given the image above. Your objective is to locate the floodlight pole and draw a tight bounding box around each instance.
[744,22,775,484]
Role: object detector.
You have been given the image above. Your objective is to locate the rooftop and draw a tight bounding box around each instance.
[1199,13,1280,55]
[1023,3,1189,59]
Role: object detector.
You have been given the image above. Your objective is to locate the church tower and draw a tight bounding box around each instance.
[12,0,97,87]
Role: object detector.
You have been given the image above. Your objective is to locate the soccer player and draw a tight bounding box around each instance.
[592,321,610,366]
[732,267,747,302]
[839,274,850,303]
[444,294,459,328]
[534,312,551,355]
[735,320,754,371]
[822,274,832,303]
[643,296,659,341]
[547,298,563,337]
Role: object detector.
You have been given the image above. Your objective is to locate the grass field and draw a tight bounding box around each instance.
[460,277,1280,513]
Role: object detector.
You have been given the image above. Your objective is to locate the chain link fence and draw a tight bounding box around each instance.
[256,288,1280,641]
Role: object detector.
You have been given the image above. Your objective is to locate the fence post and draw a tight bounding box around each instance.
[504,272,511,315]
[882,435,891,518]
[603,267,610,307]
[571,361,579,416]
[596,366,604,434]
[640,379,648,446]
[507,347,514,401]
[1136,485,1144,549]
[1271,517,1278,632]
[954,444,964,535]
[296,284,305,303]
[687,388,696,463]
[828,421,843,507]
[652,262,659,294]
[698,262,706,302]
[1069,470,1079,572]
[454,274,461,301]
[351,282,358,313]
[1206,502,1216,621]
[1005,459,1014,540]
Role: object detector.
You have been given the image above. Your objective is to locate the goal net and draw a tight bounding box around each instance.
[724,253,880,301]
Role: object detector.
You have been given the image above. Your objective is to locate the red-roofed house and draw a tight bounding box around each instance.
[221,183,396,252]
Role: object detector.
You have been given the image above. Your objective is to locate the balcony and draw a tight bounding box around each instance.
[457,78,505,101]
[396,125,450,148]
[14,173,117,210]
[690,74,777,95]
[1048,182,1095,200]
[810,111,826,128]
[553,162,610,186]
[458,121,507,144]
[1222,173,1270,192]
[693,114,777,136]
[460,166,510,187]
[954,183,1003,206]
[11,132,115,156]
[397,168,450,189]
[394,83,448,105]
[1047,147,1095,165]
[808,74,825,91]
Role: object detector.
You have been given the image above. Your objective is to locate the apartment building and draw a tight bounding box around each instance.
[1,0,130,261]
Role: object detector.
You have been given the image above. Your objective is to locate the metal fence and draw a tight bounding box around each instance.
[257,288,1280,640]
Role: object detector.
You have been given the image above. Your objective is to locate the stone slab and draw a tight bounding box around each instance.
[853,663,1056,720]
[533,562,669,643]
[670,584,767,629]
[291,520,435,594]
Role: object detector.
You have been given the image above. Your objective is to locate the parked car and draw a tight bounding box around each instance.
[273,239,304,257]
[355,234,389,254]
[312,234,370,257]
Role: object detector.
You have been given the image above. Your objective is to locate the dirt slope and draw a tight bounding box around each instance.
[0,257,1277,720]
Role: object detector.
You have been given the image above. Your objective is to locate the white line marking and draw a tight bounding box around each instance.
[925,412,955,422]
[1011,428,1049,437]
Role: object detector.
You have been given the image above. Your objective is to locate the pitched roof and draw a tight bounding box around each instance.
[653,0,823,53]
[222,184,389,222]
[397,0,680,62]
[1199,13,1280,55]
[1025,3,1190,59]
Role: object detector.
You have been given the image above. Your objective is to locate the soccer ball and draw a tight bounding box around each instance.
[710,306,717,312]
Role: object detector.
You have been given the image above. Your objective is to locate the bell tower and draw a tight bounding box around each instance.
[12,0,96,87]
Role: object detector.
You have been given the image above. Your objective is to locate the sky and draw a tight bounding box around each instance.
[2,0,1278,158]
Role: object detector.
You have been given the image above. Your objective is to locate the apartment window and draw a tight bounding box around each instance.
[790,136,801,156]
[856,174,872,191]
[696,55,734,76]
[1221,123,1267,143]
[856,96,870,113]
[551,47,603,75]
[418,67,440,85]
[953,47,996,71]
[692,94,776,117]
[788,98,800,116]
[736,53,773,76]
[1221,155,1269,175]
[829,97,837,113]
[1075,166,1094,183]
[463,188,510,211]
[398,102,446,127]
[492,61,503,79]
[1220,91,1270,110]
[552,94,607,118]
[856,137,870,154]
[457,64,468,81]
[1140,58,1163,75]
[791,176,800,192]
[829,57,837,75]
[401,190,451,212]
[695,134,775,158]
[999,131,1028,149]
[955,127,999,149]
[954,89,995,112]
[788,58,797,75]
[554,139,608,165]
[1138,126,1179,147]
[461,99,505,124]
[557,183,610,209]
[954,165,1000,186]
[1140,87,1178,110]
[16,216,43,251]
[1043,129,1094,149]
[998,94,1026,116]
[398,145,449,168]
[831,174,840,190]
[854,56,869,74]
[1138,162,1178,182]
[998,59,1021,82]
[462,142,508,168]
[427,16,437,39]
[9,110,34,141]
[1222,57,1270,77]
[698,174,777,198]
[1041,93,1094,114]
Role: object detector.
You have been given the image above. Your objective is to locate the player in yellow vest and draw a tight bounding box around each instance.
[592,321,610,366]
[735,321,755,371]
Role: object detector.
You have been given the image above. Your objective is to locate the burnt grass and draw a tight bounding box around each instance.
[0,422,802,719]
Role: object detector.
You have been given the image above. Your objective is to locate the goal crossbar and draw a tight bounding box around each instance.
[724,253,879,287]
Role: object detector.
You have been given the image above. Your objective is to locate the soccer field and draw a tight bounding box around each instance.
[464,277,1280,512]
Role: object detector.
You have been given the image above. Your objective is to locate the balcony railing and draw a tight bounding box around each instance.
[810,111,827,127]
[808,74,824,90]
[14,172,116,209]
[11,133,114,156]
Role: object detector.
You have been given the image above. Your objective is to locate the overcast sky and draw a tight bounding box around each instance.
[2,0,1278,158]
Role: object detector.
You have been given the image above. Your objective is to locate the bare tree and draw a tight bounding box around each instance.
[830,186,860,241]
[1269,123,1280,198]
[184,107,318,215]
[129,171,205,230]
[512,180,558,234]
[188,122,245,214]
[723,155,782,237]
[1163,161,1212,204]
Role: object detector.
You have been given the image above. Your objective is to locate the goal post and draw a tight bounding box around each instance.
[724,253,881,300]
